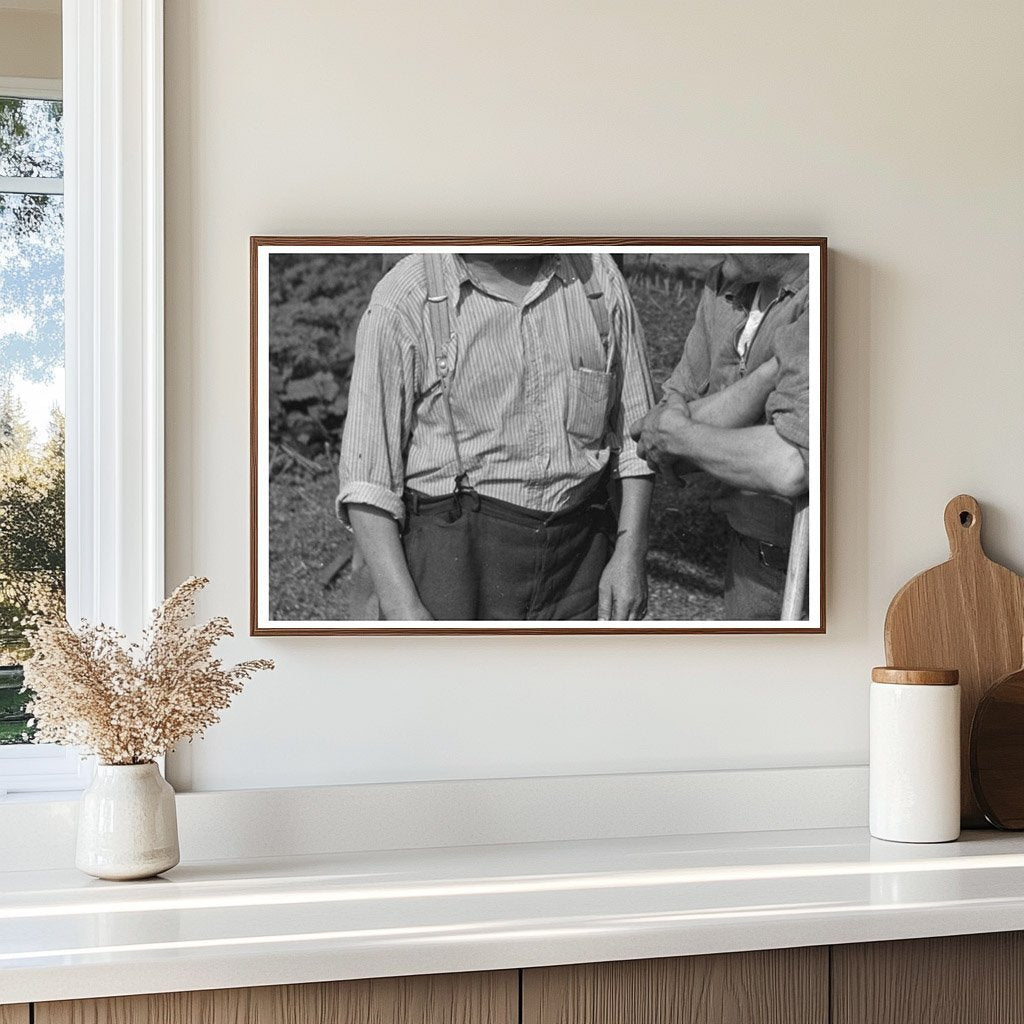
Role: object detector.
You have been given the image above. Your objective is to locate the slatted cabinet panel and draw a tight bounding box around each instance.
[0,1007,29,1024]
[522,948,828,1024]
[832,932,1024,1024]
[35,971,518,1024]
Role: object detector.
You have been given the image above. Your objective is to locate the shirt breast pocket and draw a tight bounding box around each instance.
[566,366,614,448]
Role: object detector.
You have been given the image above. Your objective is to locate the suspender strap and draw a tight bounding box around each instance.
[571,254,615,371]
[423,253,470,492]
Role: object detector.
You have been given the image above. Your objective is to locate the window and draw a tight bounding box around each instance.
[1,86,65,726]
[0,5,166,798]
[0,80,83,795]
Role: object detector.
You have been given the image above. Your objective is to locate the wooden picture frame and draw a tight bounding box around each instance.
[251,237,827,635]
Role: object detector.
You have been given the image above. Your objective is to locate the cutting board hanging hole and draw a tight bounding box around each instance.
[944,494,982,555]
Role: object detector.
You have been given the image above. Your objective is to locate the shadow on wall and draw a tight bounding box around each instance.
[829,250,872,635]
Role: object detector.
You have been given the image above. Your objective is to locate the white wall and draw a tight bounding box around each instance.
[164,0,1024,792]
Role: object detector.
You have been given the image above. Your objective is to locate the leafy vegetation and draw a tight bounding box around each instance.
[0,665,28,743]
[0,395,65,741]
[268,253,383,456]
[0,95,66,741]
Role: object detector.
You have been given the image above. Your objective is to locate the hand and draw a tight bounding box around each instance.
[598,547,649,621]
[629,407,659,465]
[630,400,691,469]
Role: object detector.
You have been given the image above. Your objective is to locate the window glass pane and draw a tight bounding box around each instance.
[0,186,65,744]
[0,98,63,179]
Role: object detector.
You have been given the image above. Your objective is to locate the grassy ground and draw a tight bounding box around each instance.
[633,278,729,620]
[268,275,728,622]
[0,675,31,745]
[268,467,352,622]
[0,721,28,743]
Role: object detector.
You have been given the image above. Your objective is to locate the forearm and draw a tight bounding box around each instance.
[659,359,779,475]
[667,422,808,497]
[615,475,654,558]
[599,474,653,621]
[346,504,431,620]
[687,357,779,428]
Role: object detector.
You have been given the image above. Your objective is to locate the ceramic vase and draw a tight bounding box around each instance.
[76,762,180,880]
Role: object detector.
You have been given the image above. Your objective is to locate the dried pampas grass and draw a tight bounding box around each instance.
[23,577,274,765]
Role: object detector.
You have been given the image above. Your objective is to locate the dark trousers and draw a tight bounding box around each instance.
[402,489,614,620]
[723,528,790,621]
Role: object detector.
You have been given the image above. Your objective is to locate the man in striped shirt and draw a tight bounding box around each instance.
[337,252,656,621]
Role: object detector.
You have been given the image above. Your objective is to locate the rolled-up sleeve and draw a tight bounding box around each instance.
[764,309,810,456]
[604,260,656,480]
[336,304,417,524]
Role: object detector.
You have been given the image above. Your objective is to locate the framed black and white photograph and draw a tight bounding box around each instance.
[250,237,826,635]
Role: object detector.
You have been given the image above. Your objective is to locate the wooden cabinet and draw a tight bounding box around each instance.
[34,971,517,1024]
[832,932,1024,1024]
[522,948,828,1024]
[14,933,1024,1023]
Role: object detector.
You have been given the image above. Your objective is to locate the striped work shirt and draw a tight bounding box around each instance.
[337,252,655,523]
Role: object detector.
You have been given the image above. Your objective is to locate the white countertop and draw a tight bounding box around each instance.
[4,826,1024,1005]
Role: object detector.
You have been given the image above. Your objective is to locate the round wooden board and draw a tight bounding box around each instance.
[971,663,1024,829]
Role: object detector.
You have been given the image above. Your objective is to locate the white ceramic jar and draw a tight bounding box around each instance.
[870,667,961,843]
[76,762,180,880]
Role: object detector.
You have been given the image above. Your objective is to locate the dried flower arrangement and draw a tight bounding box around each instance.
[22,577,273,765]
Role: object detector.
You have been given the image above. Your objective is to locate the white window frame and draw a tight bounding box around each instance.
[0,0,164,797]
[0,77,64,194]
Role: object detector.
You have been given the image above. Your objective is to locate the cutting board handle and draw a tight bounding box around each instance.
[944,494,983,558]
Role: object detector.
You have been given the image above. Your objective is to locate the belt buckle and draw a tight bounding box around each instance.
[453,474,481,513]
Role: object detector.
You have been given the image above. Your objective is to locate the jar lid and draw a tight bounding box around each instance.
[871,667,959,686]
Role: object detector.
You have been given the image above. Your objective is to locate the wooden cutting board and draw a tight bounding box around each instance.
[884,494,1024,826]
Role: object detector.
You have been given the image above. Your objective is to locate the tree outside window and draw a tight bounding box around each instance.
[0,94,65,744]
